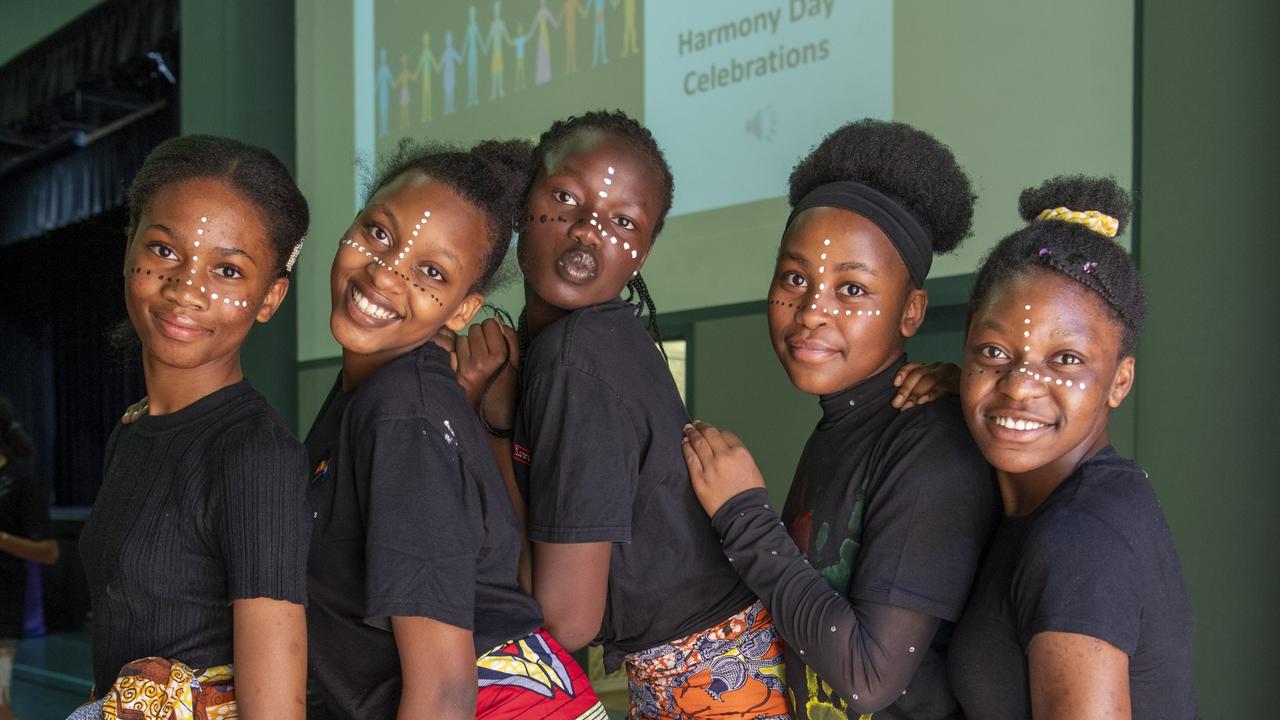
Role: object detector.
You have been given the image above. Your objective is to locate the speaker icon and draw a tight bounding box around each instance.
[745,107,777,142]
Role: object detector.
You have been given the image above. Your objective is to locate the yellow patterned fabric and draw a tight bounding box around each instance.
[100,658,236,720]
[1036,207,1119,238]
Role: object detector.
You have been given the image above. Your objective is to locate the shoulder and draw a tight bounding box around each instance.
[1030,451,1158,555]
[351,342,467,422]
[527,301,655,375]
[882,396,990,481]
[215,401,305,465]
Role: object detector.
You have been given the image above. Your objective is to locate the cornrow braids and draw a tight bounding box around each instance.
[527,110,675,237]
[969,176,1145,355]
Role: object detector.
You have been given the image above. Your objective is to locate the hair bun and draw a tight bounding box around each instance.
[1018,175,1132,236]
[471,138,533,181]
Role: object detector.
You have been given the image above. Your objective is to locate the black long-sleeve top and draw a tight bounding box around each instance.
[713,357,998,719]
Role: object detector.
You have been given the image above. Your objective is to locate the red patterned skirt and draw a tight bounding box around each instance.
[477,629,608,719]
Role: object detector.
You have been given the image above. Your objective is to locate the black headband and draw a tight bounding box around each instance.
[785,181,934,288]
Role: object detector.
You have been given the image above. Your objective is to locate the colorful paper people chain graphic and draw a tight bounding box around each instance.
[377,0,640,135]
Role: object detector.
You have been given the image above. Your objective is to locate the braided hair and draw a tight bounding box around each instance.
[969,175,1145,355]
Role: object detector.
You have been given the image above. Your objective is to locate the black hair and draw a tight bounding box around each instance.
[788,119,976,254]
[367,138,532,294]
[526,109,675,237]
[127,135,310,278]
[969,175,1145,355]
[519,111,673,354]
[0,396,34,459]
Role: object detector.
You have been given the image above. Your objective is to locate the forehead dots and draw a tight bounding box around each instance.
[339,206,444,307]
[1008,302,1086,392]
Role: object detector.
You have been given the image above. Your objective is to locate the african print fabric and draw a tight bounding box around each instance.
[477,629,608,719]
[82,657,237,720]
[625,600,789,719]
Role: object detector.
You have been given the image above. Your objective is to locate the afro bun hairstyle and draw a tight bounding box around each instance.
[787,119,976,254]
[970,175,1145,355]
[368,138,533,294]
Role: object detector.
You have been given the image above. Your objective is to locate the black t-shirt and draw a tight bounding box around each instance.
[720,356,998,719]
[79,380,310,695]
[515,299,755,672]
[306,342,542,719]
[0,453,49,638]
[949,446,1198,719]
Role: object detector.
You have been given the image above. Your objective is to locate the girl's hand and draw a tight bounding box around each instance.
[120,397,149,424]
[892,361,960,410]
[454,318,519,432]
[682,421,766,518]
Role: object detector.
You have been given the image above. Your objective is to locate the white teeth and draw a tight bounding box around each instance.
[351,288,399,320]
[993,416,1047,431]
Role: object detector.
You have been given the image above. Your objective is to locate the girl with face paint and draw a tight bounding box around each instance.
[948,177,1196,719]
[455,111,792,718]
[681,120,1000,720]
[76,136,311,720]
[302,139,604,720]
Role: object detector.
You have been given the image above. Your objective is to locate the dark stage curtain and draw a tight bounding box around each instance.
[0,0,178,127]
[0,108,176,248]
[0,208,145,506]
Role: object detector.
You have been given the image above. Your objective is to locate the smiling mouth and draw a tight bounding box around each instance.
[991,416,1051,432]
[350,286,401,321]
[555,246,599,285]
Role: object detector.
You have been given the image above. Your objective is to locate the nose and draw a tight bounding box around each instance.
[796,291,832,330]
[1001,363,1051,401]
[160,263,208,310]
[570,214,604,248]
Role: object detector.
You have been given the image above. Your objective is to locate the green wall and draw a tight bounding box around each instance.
[182,0,300,429]
[0,0,104,65]
[1135,1,1280,713]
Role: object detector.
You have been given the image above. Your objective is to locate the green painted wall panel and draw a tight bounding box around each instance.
[1136,1,1280,714]
[181,0,300,430]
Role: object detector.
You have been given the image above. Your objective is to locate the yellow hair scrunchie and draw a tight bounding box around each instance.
[1036,207,1119,238]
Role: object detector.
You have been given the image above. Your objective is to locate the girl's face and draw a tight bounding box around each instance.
[767,207,925,395]
[517,129,661,310]
[330,171,486,359]
[125,177,288,370]
[961,269,1134,478]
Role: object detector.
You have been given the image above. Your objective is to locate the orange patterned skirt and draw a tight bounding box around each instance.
[625,601,790,719]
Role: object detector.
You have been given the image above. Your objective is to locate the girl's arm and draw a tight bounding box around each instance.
[0,531,58,564]
[1028,632,1131,719]
[392,616,477,720]
[232,598,307,720]
[683,421,983,713]
[531,541,612,651]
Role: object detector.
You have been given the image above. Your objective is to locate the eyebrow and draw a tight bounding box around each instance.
[210,246,257,265]
[369,203,403,240]
[142,224,257,265]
